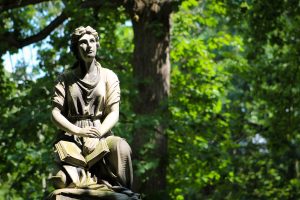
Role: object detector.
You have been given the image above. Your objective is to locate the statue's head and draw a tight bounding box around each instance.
[70,26,100,60]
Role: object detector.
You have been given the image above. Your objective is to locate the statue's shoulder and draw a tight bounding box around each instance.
[54,69,76,86]
[98,64,119,82]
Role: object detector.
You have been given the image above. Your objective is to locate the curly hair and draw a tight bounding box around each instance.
[70,26,100,60]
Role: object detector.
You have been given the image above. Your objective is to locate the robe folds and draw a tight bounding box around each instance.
[51,62,132,189]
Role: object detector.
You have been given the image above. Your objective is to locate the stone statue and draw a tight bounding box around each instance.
[47,26,139,200]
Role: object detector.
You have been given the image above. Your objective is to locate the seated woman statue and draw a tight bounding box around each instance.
[50,26,133,191]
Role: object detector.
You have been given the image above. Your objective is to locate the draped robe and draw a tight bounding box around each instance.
[51,62,132,189]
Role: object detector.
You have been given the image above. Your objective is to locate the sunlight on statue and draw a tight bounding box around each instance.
[48,26,139,200]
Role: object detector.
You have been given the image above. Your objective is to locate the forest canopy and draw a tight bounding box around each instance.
[1,0,300,199]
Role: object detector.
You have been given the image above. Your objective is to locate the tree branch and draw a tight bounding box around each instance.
[80,0,134,10]
[0,0,180,53]
[3,11,68,50]
[0,0,51,13]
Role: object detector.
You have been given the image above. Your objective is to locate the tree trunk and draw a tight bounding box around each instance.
[130,5,171,199]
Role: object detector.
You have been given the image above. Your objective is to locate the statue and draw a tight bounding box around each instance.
[47,26,139,200]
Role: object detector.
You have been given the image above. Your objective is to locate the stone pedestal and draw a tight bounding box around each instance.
[51,193,129,200]
[51,194,99,200]
[47,188,138,200]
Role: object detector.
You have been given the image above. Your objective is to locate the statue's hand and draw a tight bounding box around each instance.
[76,127,101,138]
[83,137,99,154]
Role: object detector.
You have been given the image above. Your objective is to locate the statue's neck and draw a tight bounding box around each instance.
[79,59,96,75]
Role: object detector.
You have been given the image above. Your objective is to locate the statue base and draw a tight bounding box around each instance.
[47,188,139,200]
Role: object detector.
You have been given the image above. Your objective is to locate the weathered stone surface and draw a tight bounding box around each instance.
[47,188,134,200]
[47,26,139,200]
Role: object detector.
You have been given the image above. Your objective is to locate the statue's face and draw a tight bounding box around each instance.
[78,33,97,62]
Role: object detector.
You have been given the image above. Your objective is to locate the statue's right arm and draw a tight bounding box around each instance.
[51,107,100,138]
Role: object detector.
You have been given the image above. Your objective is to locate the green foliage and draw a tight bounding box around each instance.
[0,2,133,199]
[2,0,300,199]
[168,1,244,199]
[221,0,300,199]
[0,67,56,199]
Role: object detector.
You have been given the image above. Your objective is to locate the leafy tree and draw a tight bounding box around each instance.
[3,0,300,199]
[219,0,300,199]
[0,0,183,199]
[168,1,245,199]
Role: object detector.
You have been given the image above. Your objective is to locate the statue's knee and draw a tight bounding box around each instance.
[107,136,131,155]
[118,139,132,155]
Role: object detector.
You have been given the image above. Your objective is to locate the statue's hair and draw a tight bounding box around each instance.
[70,26,100,60]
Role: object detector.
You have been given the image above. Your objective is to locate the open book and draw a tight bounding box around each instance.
[55,140,110,168]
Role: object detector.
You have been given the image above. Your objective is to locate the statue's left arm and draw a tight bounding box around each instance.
[98,69,121,137]
[98,102,119,137]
